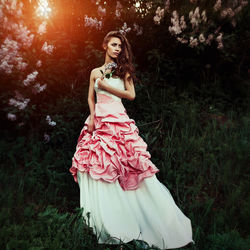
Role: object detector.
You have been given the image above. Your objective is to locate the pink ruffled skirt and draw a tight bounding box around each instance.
[70,93,159,191]
[70,93,195,249]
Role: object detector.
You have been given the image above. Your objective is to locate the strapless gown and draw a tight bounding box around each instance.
[69,77,195,249]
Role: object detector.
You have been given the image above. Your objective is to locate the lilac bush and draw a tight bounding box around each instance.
[165,0,248,50]
[1,0,54,125]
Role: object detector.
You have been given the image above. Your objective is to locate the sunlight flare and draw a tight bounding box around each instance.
[36,0,51,19]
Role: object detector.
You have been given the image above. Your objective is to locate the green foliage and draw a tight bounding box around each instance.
[1,77,250,248]
[206,230,250,250]
[0,205,98,249]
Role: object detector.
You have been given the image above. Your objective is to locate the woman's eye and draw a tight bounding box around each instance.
[112,44,121,48]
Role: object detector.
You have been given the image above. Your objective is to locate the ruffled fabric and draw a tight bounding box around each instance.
[70,93,159,191]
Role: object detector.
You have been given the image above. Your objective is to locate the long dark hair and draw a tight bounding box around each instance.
[102,31,138,84]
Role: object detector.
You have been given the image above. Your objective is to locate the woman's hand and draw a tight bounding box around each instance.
[87,118,95,133]
[97,77,108,90]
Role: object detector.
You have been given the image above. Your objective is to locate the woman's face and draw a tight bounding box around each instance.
[105,37,122,58]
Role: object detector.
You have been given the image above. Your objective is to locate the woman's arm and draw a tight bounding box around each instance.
[88,69,96,121]
[98,72,136,100]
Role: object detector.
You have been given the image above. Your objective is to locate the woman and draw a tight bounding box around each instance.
[70,31,195,249]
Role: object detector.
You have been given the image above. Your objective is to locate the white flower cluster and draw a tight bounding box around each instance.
[97,5,106,18]
[0,1,36,74]
[7,113,17,121]
[216,33,223,49]
[44,133,50,143]
[168,7,224,50]
[42,41,55,54]
[169,11,186,35]
[133,23,143,36]
[165,0,171,13]
[84,15,102,30]
[119,22,131,36]
[214,0,248,27]
[0,37,27,74]
[1,0,23,17]
[36,60,42,67]
[46,115,56,126]
[214,0,222,11]
[37,21,47,35]
[189,7,207,29]
[9,92,30,110]
[221,8,234,18]
[33,83,47,94]
[176,37,188,44]
[153,0,172,25]
[3,23,35,48]
[146,2,153,9]
[105,62,117,71]
[1,0,52,124]
[189,37,198,48]
[153,6,165,25]
[14,23,34,48]
[205,34,214,45]
[198,33,206,43]
[23,71,39,86]
[115,1,122,18]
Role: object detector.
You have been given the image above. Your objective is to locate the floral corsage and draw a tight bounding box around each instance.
[100,62,118,79]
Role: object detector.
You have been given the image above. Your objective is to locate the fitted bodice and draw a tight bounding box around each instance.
[94,77,125,102]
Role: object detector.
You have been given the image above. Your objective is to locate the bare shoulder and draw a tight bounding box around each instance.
[90,67,104,82]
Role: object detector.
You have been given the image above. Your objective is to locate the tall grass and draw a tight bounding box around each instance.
[1,82,249,249]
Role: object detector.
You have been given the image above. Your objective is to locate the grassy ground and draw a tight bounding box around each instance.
[1,83,249,249]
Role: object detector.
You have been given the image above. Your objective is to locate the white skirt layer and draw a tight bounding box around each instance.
[77,172,195,249]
